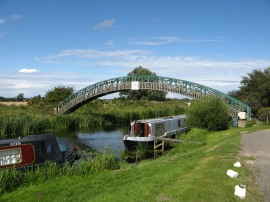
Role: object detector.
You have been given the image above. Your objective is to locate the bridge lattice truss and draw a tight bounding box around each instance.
[56,75,251,118]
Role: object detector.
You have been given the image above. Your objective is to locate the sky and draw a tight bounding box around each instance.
[0,0,270,99]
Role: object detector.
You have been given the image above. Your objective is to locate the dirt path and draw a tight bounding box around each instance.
[240,129,270,202]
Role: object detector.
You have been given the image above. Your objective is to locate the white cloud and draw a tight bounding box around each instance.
[35,49,270,74]
[35,49,152,64]
[0,18,6,24]
[34,48,270,94]
[0,71,109,98]
[2,48,269,98]
[129,36,217,46]
[93,19,115,29]
[18,68,40,73]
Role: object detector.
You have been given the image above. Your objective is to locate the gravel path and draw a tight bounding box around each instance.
[240,129,270,202]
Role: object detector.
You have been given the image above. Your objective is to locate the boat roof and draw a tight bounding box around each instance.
[0,134,57,145]
[132,115,186,124]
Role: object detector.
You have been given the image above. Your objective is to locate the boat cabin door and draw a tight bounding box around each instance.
[133,122,149,137]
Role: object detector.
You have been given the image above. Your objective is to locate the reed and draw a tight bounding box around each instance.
[0,114,52,138]
[1,100,187,137]
[135,142,149,156]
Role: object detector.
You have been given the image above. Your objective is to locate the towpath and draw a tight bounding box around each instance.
[240,129,270,202]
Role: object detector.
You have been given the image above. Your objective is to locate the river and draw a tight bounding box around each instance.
[55,127,128,158]
[54,127,159,163]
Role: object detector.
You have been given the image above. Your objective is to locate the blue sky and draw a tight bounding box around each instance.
[0,0,270,98]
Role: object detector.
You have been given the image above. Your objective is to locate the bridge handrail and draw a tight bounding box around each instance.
[57,75,251,118]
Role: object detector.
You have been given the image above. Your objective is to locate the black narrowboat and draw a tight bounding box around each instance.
[0,134,79,169]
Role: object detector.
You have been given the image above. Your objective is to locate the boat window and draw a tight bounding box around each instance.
[178,120,181,127]
[155,124,165,136]
[0,148,22,166]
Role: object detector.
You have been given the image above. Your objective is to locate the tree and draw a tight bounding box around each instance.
[186,96,230,131]
[29,95,42,105]
[120,66,167,101]
[44,86,74,104]
[257,107,270,123]
[16,93,24,101]
[228,67,270,114]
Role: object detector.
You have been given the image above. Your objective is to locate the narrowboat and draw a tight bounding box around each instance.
[123,115,188,150]
[0,134,80,169]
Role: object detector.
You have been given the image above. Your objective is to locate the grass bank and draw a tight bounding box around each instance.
[2,124,269,202]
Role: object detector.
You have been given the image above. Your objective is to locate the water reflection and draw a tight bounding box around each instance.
[55,127,127,158]
[54,127,165,163]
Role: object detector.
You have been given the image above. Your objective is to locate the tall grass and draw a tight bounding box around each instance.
[0,100,187,137]
[0,114,51,138]
[0,151,119,194]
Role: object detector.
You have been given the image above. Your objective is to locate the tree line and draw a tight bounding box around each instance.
[3,66,270,124]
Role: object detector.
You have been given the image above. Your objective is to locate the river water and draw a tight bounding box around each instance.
[53,127,160,163]
[54,127,128,158]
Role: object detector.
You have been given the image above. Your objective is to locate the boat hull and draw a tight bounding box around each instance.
[123,135,155,150]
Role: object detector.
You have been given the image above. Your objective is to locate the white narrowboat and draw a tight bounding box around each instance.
[123,115,188,150]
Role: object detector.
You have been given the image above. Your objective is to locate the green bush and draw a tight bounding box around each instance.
[257,107,270,123]
[186,97,230,131]
[245,119,257,127]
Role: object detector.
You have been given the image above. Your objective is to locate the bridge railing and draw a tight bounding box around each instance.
[56,75,251,118]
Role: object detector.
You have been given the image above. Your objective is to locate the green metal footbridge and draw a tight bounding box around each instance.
[56,75,251,118]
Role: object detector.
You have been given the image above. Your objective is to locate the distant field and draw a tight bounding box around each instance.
[0,101,28,106]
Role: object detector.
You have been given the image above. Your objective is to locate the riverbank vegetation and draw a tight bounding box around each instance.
[0,151,118,194]
[186,96,231,131]
[1,66,270,200]
[0,99,187,138]
[1,124,270,201]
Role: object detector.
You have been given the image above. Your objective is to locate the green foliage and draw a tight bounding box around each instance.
[28,95,42,105]
[44,86,74,105]
[0,113,51,138]
[0,152,119,194]
[0,100,187,137]
[16,93,24,101]
[119,66,167,101]
[257,107,270,123]
[186,96,230,131]
[0,168,24,194]
[228,67,270,114]
[245,119,257,127]
[178,128,208,143]
[1,126,267,201]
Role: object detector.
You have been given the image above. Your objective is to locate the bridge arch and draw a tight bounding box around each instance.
[56,75,251,118]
